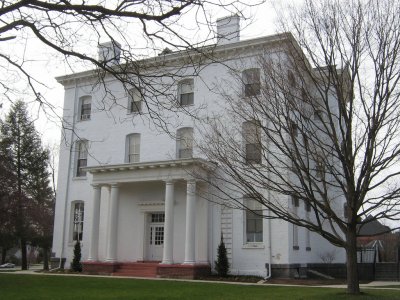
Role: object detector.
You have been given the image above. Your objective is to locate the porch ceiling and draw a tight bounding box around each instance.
[85,158,216,185]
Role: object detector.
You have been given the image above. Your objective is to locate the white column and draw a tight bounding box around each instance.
[106,183,119,262]
[87,184,101,261]
[183,180,196,264]
[162,180,175,264]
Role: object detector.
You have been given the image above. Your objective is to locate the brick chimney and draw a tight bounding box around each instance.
[216,15,240,45]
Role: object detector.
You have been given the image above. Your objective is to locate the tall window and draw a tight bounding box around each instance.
[72,202,84,241]
[244,197,263,243]
[242,120,261,164]
[127,133,140,163]
[177,127,193,159]
[80,96,91,121]
[128,88,142,113]
[178,79,194,106]
[243,68,260,97]
[76,140,88,177]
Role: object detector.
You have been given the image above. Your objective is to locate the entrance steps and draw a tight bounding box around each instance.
[112,261,160,278]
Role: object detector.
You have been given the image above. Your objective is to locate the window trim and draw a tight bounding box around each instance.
[70,201,84,243]
[176,127,193,159]
[242,68,261,97]
[75,140,88,178]
[126,133,141,163]
[178,79,194,106]
[242,120,262,164]
[243,196,263,244]
[79,96,92,121]
[128,88,143,114]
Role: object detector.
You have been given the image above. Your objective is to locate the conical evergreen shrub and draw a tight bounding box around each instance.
[215,234,229,277]
[71,241,82,272]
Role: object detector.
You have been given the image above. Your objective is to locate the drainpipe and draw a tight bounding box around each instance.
[264,190,272,280]
[59,80,78,268]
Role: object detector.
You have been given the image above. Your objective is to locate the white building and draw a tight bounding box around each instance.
[52,15,345,278]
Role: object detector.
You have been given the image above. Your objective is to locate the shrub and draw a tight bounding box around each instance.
[71,241,82,272]
[215,234,229,277]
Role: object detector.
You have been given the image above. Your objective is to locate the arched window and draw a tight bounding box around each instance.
[176,127,193,159]
[79,96,92,121]
[126,133,140,163]
[178,79,194,106]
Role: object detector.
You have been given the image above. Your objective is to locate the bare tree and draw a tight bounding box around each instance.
[198,0,400,294]
[0,0,263,131]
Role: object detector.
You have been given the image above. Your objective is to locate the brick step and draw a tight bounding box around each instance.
[113,262,159,278]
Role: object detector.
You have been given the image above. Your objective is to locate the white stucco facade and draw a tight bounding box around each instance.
[51,17,345,278]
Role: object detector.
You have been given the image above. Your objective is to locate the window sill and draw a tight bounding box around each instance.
[72,176,87,181]
[242,243,264,249]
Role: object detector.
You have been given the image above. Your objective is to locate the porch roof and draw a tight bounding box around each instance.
[85,158,216,185]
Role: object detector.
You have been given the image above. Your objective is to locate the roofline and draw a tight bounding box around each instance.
[55,32,294,85]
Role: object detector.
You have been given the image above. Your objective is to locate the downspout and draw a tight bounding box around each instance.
[264,189,272,280]
[59,79,78,268]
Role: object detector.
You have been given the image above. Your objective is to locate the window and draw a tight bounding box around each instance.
[287,70,296,87]
[128,88,142,113]
[243,68,260,97]
[315,159,325,178]
[293,224,299,250]
[242,120,261,164]
[305,201,311,212]
[76,140,88,177]
[177,127,193,159]
[244,197,263,243]
[126,133,140,163]
[80,96,91,121]
[178,79,194,106]
[292,196,300,208]
[314,109,323,121]
[72,202,84,241]
[290,121,298,137]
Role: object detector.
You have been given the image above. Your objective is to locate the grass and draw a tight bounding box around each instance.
[0,274,399,300]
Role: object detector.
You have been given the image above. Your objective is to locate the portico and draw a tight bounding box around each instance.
[82,159,214,278]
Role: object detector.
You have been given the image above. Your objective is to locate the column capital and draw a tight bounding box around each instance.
[91,183,101,189]
[109,183,119,188]
[164,179,176,185]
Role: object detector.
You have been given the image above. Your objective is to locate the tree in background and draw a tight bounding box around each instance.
[0,101,54,270]
[199,0,400,294]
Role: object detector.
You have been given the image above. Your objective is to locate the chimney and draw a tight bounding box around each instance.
[216,15,240,45]
[98,41,121,66]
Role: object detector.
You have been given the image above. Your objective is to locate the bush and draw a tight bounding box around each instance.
[215,234,229,277]
[71,241,82,272]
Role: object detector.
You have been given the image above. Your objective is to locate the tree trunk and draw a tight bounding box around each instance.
[346,228,360,294]
[1,248,7,264]
[20,238,27,270]
[43,247,49,270]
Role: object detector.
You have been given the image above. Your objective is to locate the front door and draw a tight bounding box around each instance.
[147,213,164,261]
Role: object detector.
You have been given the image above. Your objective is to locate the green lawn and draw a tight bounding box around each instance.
[0,274,399,300]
